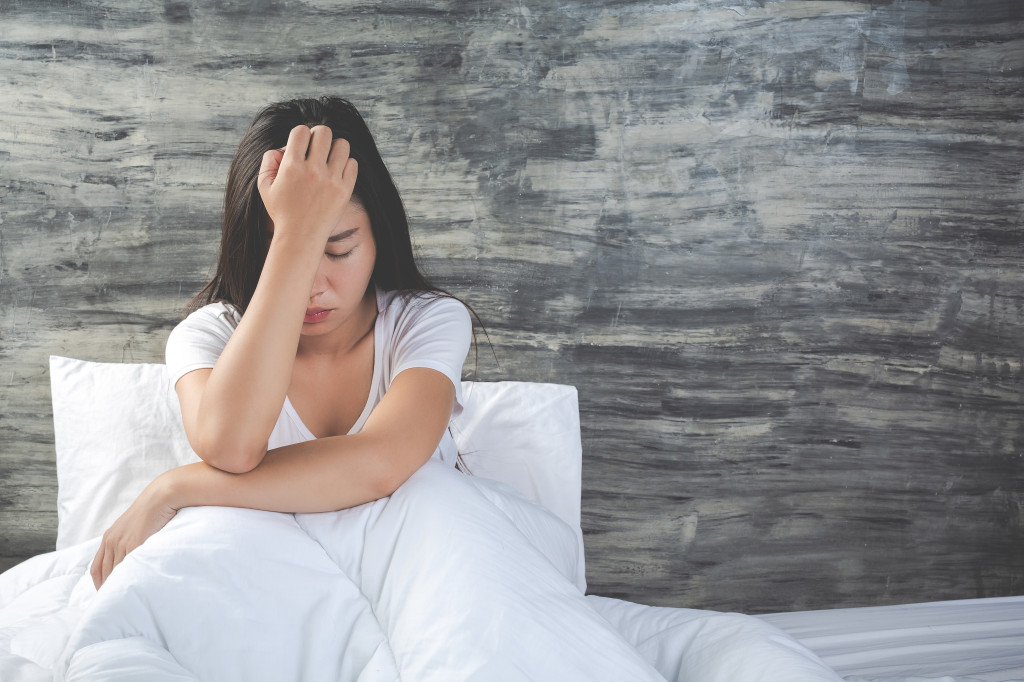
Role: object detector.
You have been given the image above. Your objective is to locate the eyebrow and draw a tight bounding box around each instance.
[327,228,360,243]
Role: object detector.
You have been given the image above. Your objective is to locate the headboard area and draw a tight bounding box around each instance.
[0,0,1020,613]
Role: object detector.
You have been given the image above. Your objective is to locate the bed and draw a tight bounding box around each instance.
[0,356,1021,681]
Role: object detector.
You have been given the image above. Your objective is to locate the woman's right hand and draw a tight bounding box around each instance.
[257,124,359,245]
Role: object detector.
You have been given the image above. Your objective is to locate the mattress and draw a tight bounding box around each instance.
[587,594,1024,682]
[759,596,1024,681]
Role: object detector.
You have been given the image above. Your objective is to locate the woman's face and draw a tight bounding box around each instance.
[267,199,377,339]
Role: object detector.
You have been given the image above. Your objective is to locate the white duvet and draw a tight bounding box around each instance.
[1,460,852,682]
[6,364,1015,681]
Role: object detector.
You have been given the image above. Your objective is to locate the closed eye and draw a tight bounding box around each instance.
[326,249,354,260]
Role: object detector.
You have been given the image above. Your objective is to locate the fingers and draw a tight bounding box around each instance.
[342,157,358,195]
[307,125,333,163]
[257,148,284,197]
[89,544,114,590]
[90,548,103,590]
[282,125,312,165]
[90,538,129,590]
[277,125,353,175]
[326,136,350,168]
[327,138,358,193]
[101,545,114,587]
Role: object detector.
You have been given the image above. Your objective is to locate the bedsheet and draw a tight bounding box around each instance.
[757,597,1024,681]
[589,597,1024,682]
[0,461,1016,682]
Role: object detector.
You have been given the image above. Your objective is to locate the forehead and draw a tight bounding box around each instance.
[331,202,371,237]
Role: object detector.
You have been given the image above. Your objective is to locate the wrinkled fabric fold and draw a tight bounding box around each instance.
[54,462,665,682]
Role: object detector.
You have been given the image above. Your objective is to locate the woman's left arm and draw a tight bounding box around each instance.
[91,368,454,588]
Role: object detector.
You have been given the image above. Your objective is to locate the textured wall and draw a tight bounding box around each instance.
[1,0,1021,613]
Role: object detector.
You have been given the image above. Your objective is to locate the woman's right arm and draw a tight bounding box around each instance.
[177,124,358,474]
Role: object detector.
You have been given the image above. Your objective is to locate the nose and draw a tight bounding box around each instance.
[309,257,330,300]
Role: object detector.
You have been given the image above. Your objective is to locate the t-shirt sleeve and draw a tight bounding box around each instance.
[389,295,472,416]
[164,303,241,388]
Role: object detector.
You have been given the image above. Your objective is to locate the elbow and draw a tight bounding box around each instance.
[193,432,266,474]
[372,452,429,501]
[207,454,263,475]
[372,470,405,500]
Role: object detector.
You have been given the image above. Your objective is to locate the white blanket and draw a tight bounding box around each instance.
[1,461,853,682]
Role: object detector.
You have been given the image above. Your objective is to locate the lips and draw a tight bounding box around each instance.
[303,308,331,324]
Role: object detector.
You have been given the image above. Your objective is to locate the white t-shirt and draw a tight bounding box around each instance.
[164,287,472,466]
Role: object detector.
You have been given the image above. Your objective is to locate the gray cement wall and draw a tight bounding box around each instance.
[1,0,1021,613]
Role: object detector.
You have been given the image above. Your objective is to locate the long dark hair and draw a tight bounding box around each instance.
[189,96,488,473]
[189,95,443,313]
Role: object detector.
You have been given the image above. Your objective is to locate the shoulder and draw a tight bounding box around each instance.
[171,302,242,336]
[378,289,470,328]
[377,289,472,353]
[165,302,242,365]
[376,290,473,389]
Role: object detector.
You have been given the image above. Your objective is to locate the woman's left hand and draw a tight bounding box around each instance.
[90,472,181,590]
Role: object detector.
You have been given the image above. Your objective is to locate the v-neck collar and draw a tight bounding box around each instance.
[283,286,385,441]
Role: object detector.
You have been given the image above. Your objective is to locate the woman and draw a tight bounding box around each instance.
[80,96,842,681]
[90,97,473,587]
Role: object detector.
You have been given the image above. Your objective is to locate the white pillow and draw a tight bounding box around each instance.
[451,381,582,534]
[49,356,583,554]
[50,357,201,550]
